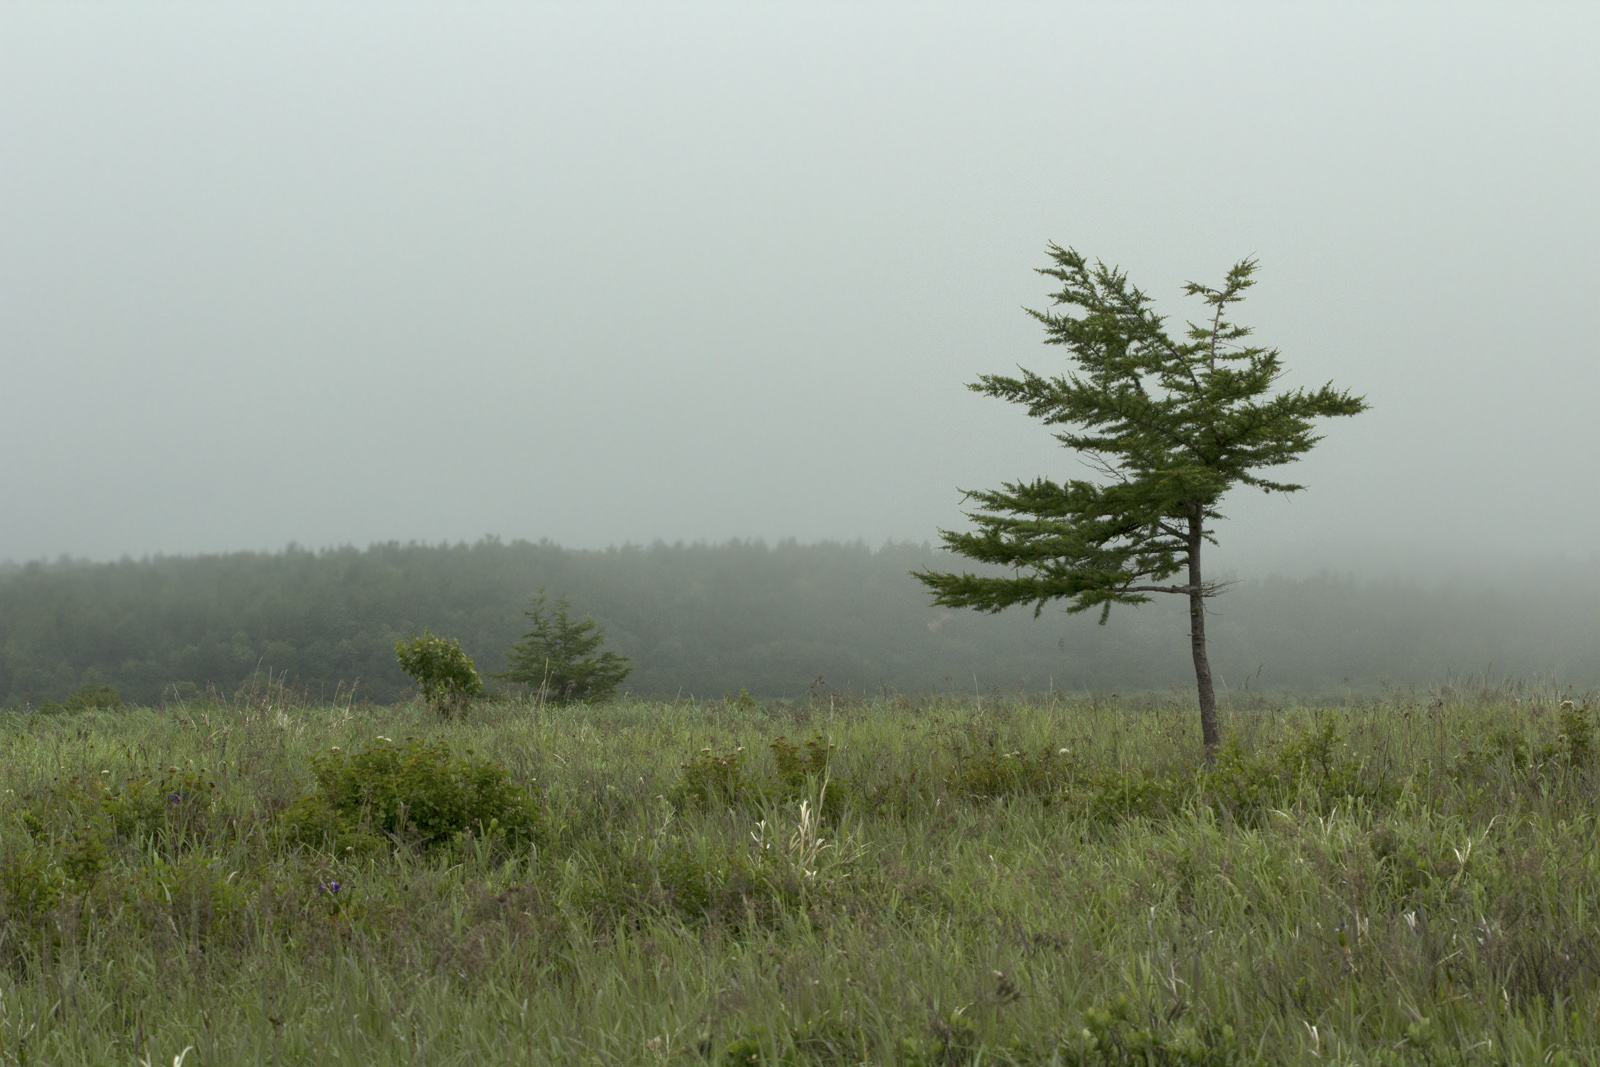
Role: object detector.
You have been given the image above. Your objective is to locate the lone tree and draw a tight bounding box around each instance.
[915,245,1367,755]
[496,591,633,705]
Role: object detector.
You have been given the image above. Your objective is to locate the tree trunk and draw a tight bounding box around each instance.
[1188,509,1221,758]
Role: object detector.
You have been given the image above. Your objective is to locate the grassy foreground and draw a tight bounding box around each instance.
[1,684,1597,1066]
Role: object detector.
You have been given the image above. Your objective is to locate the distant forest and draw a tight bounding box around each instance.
[1,539,1596,708]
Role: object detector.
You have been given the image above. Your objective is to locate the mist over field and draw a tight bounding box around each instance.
[2,3,1597,699]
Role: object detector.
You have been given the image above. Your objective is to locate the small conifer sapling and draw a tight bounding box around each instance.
[496,591,633,705]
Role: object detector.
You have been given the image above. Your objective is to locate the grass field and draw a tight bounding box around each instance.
[1,681,1596,1065]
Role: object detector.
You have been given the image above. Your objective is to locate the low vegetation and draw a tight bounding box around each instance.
[0,681,1595,1064]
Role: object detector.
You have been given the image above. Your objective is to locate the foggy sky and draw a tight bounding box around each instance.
[3,2,1597,580]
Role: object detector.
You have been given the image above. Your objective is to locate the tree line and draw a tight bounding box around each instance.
[0,537,1595,709]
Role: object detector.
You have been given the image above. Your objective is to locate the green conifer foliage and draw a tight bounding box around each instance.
[916,245,1367,755]
[496,591,632,704]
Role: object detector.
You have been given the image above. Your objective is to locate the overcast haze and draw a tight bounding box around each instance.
[3,2,1597,580]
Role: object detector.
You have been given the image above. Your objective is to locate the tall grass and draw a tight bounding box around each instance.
[0,680,1596,1065]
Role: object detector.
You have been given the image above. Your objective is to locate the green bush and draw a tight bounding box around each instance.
[103,767,218,842]
[18,774,109,840]
[1558,700,1593,767]
[566,836,794,931]
[394,630,484,718]
[1077,768,1183,825]
[670,734,848,816]
[715,1000,1258,1066]
[769,733,851,817]
[949,737,1072,801]
[1275,717,1363,800]
[1202,720,1382,825]
[1059,995,1259,1066]
[285,736,541,854]
[37,682,123,714]
[120,854,248,949]
[654,839,781,926]
[672,745,756,810]
[21,767,216,838]
[770,734,834,791]
[1202,739,1283,826]
[1369,823,1463,907]
[0,848,67,928]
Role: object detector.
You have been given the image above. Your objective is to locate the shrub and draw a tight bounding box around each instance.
[1275,716,1363,800]
[1558,700,1593,767]
[285,736,541,854]
[768,733,852,818]
[121,854,248,949]
[394,630,484,717]
[1202,738,1283,826]
[0,848,67,922]
[947,725,1072,801]
[495,590,632,704]
[1452,724,1534,782]
[566,835,794,931]
[18,774,110,840]
[103,767,218,842]
[1059,995,1258,1066]
[1369,823,1462,907]
[653,839,778,926]
[1077,768,1183,825]
[38,682,123,714]
[670,734,849,816]
[1203,720,1379,825]
[673,745,756,810]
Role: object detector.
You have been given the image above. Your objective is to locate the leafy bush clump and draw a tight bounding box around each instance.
[1557,700,1592,767]
[769,733,850,817]
[673,746,756,810]
[120,854,248,949]
[394,630,484,718]
[37,682,123,714]
[672,734,848,815]
[103,767,218,841]
[568,837,798,932]
[1449,702,1595,785]
[1075,768,1184,825]
[1456,725,1533,778]
[950,738,1072,801]
[653,840,786,927]
[285,737,541,854]
[1368,824,1463,907]
[0,848,70,928]
[943,727,1180,823]
[716,997,1258,1067]
[937,719,1380,828]
[1057,995,1259,1066]
[18,767,216,849]
[770,734,834,790]
[1202,719,1382,826]
[1275,717,1364,799]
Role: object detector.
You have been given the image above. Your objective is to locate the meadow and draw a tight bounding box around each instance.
[1,681,1596,1065]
